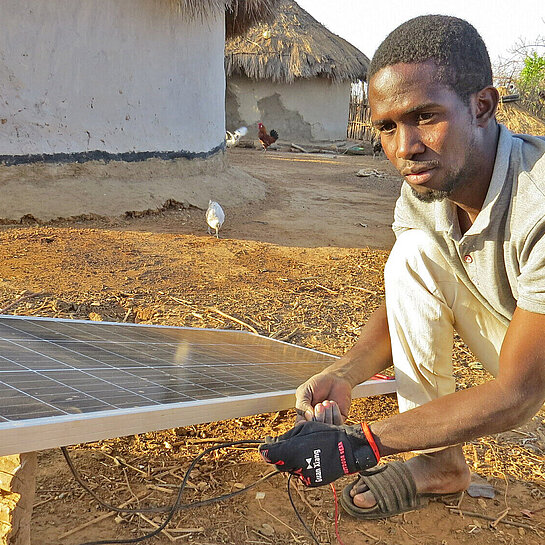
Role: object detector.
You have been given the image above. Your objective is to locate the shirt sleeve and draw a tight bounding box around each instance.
[516,222,545,314]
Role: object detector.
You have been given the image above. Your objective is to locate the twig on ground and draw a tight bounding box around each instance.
[291,484,328,523]
[32,496,55,509]
[356,527,379,541]
[456,491,465,508]
[168,296,195,307]
[290,143,309,153]
[122,467,139,504]
[346,285,378,295]
[0,291,45,313]
[257,499,299,534]
[137,512,176,542]
[101,452,149,476]
[59,493,151,538]
[315,284,338,295]
[251,529,274,542]
[399,524,422,542]
[173,437,225,446]
[509,429,534,437]
[447,508,539,530]
[277,328,300,342]
[491,507,510,528]
[208,307,258,334]
[169,295,259,333]
[146,484,175,494]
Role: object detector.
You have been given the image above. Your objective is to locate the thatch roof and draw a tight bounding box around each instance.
[225,0,370,83]
[497,100,545,136]
[168,1,279,38]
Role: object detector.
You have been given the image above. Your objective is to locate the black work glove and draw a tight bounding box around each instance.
[259,421,380,487]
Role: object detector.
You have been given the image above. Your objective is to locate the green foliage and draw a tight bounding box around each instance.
[518,51,545,91]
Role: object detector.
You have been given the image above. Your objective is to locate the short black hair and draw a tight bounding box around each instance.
[369,15,492,103]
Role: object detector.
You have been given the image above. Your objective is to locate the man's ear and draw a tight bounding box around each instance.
[475,86,499,127]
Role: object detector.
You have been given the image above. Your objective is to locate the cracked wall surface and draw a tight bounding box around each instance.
[226,76,350,141]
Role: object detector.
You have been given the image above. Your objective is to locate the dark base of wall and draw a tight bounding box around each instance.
[0,143,225,167]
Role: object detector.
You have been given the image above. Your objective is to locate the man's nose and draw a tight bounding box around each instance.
[395,126,425,160]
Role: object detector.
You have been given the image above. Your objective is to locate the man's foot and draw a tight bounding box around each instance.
[350,445,471,508]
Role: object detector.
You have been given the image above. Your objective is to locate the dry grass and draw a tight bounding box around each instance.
[496,101,545,136]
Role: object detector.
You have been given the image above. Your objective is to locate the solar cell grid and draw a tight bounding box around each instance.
[0,315,334,416]
[0,315,395,456]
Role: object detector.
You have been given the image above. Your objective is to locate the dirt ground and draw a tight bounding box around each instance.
[0,147,544,545]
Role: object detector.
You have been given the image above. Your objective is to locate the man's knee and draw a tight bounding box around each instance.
[384,230,447,287]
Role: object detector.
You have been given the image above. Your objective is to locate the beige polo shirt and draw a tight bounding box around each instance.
[392,124,545,324]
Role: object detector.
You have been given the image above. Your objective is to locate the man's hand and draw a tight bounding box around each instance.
[259,421,380,487]
[296,303,393,423]
[295,371,352,423]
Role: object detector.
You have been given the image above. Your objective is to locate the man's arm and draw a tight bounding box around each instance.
[262,307,545,484]
[295,301,393,421]
[371,306,545,454]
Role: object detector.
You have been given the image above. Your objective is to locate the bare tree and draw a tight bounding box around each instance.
[493,28,545,117]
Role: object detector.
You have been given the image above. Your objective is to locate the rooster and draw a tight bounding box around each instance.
[371,133,383,158]
[206,200,225,239]
[225,126,248,148]
[257,122,279,150]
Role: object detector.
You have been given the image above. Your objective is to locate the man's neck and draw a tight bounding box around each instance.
[450,123,500,230]
[456,207,474,235]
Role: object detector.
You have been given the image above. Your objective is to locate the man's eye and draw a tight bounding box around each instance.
[379,123,395,133]
[417,113,434,122]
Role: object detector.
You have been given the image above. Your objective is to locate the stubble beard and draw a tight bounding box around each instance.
[411,183,453,203]
[410,136,478,204]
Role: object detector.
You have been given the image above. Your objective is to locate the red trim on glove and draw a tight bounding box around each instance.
[361,422,380,463]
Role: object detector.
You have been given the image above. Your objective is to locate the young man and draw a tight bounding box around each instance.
[259,15,545,519]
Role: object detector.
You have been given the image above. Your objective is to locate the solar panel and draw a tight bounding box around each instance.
[0,315,395,456]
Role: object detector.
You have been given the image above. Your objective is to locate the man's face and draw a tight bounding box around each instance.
[369,61,479,202]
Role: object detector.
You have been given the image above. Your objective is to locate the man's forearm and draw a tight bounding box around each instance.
[371,306,545,455]
[370,378,543,455]
[327,301,393,386]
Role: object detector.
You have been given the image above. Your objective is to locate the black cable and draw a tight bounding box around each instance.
[61,440,271,545]
[64,441,327,545]
[287,474,321,545]
[61,444,275,514]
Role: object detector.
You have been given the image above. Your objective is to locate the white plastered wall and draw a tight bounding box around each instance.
[0,0,226,155]
[227,76,350,141]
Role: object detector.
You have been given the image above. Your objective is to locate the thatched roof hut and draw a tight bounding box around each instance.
[225,0,370,141]
[170,0,278,38]
[225,0,369,82]
[0,0,276,222]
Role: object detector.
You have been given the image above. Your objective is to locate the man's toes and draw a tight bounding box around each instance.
[353,490,377,509]
[349,480,377,508]
[350,480,369,497]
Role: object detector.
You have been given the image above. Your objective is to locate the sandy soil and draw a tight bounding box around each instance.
[0,147,544,545]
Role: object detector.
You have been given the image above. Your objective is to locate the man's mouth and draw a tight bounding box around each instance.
[401,163,439,185]
[404,169,434,185]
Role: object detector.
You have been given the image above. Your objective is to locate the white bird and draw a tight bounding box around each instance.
[225,126,248,148]
[206,200,225,238]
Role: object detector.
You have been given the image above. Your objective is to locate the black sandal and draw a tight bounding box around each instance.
[340,461,461,520]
